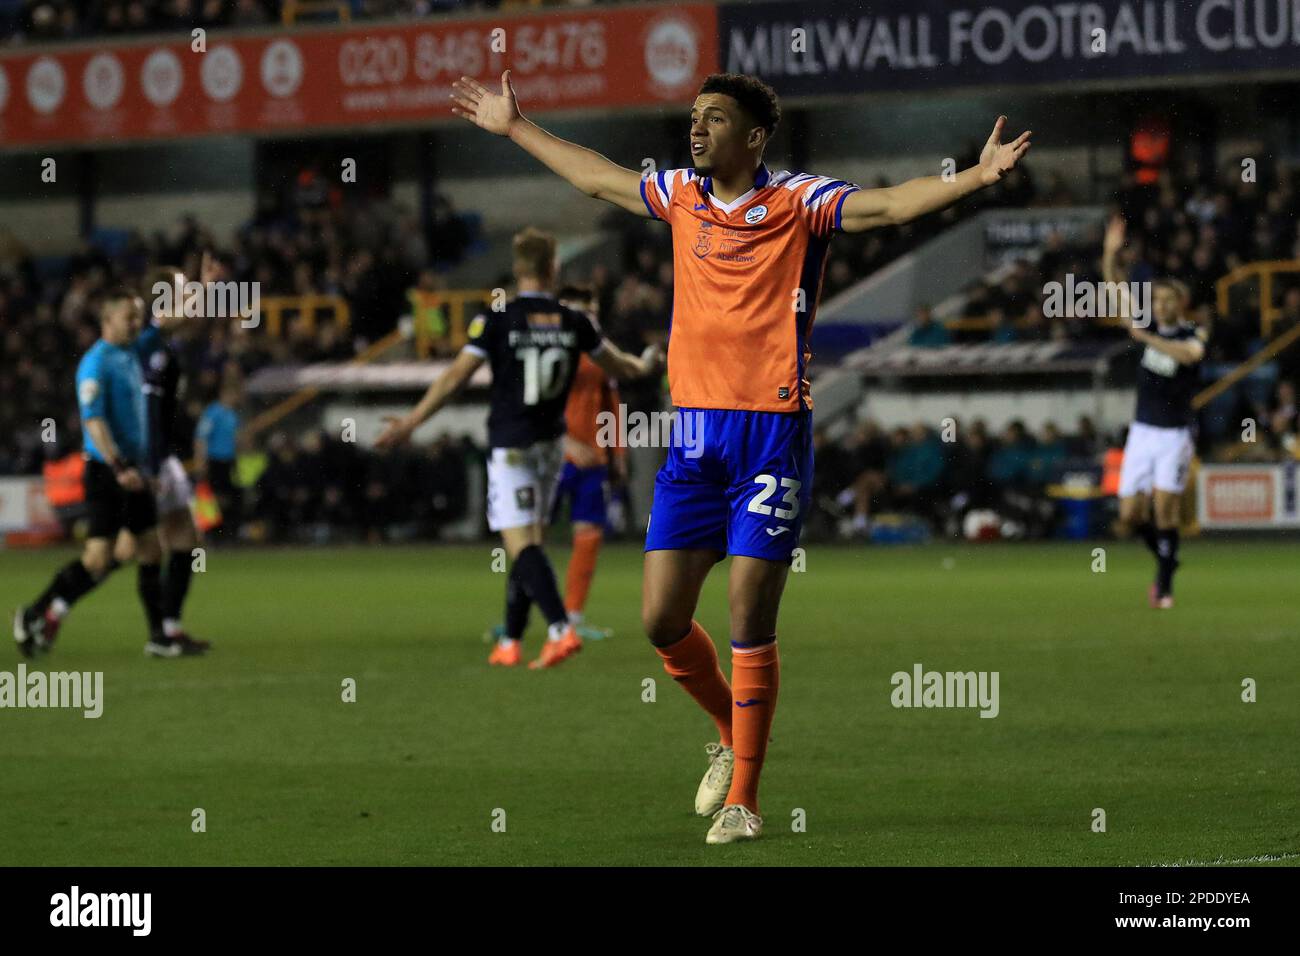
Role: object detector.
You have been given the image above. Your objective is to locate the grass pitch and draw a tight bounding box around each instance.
[1,539,1297,866]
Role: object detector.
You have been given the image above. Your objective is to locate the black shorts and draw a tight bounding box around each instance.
[84,459,158,539]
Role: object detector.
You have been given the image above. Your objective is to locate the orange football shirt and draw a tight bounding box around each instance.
[640,163,859,412]
[565,353,622,464]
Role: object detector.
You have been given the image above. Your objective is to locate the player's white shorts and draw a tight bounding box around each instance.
[485,439,564,532]
[1118,422,1193,497]
[155,454,194,515]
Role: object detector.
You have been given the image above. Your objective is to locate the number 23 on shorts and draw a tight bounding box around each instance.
[746,474,801,520]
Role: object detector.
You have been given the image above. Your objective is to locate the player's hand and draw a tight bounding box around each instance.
[640,343,666,376]
[451,71,521,137]
[978,116,1032,186]
[116,468,145,492]
[375,414,415,449]
[1103,215,1126,258]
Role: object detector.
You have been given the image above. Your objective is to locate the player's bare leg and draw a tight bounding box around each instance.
[1151,490,1182,608]
[498,522,580,668]
[642,548,740,817]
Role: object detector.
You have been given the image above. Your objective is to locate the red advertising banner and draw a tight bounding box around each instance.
[0,4,717,149]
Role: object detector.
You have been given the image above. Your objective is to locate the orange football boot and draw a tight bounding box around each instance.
[488,641,522,667]
[528,629,583,670]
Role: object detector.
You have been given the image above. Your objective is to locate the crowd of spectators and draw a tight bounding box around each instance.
[0,185,475,475]
[249,428,475,543]
[0,0,606,44]
[4,138,1300,543]
[810,416,1108,542]
[923,155,1300,357]
[900,153,1300,459]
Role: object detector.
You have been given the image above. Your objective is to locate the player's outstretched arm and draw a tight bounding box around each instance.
[590,341,664,381]
[154,252,226,332]
[839,116,1031,232]
[1102,215,1128,285]
[450,71,647,216]
[375,349,485,448]
[1101,214,1135,324]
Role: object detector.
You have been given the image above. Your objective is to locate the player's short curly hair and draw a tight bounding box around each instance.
[698,73,781,136]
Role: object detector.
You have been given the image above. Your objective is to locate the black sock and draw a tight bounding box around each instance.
[1155,528,1180,596]
[137,563,165,637]
[32,560,102,615]
[1134,521,1159,556]
[164,551,194,623]
[511,545,568,629]
[504,563,533,640]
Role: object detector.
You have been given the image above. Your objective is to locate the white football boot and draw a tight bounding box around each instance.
[695,743,734,816]
[706,804,763,845]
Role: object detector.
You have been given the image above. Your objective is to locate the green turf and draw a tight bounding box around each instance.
[1,539,1297,866]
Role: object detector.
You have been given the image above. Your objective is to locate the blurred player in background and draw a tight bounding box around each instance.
[377,228,661,669]
[14,290,193,657]
[452,69,1030,843]
[554,283,624,638]
[195,376,244,546]
[486,282,623,644]
[1103,216,1206,608]
[137,259,222,652]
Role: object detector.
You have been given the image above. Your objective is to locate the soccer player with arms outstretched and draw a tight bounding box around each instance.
[1103,215,1206,608]
[376,229,661,669]
[451,70,1030,843]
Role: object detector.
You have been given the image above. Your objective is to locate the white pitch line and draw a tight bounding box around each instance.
[1153,852,1300,867]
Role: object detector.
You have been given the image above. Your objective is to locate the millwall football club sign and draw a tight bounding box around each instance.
[721,0,1300,95]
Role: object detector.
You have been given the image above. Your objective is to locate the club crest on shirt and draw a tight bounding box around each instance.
[745,204,768,224]
[693,229,712,258]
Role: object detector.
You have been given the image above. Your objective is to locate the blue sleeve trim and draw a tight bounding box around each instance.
[640,177,660,221]
[833,188,858,233]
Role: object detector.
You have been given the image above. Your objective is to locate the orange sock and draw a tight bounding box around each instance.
[725,641,780,814]
[655,621,733,748]
[564,528,603,616]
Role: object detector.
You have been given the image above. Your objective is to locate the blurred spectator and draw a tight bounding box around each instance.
[908,305,950,348]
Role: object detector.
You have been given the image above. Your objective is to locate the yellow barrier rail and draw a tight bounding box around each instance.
[259,295,351,338]
[412,289,495,358]
[1215,259,1300,340]
[1192,320,1300,410]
